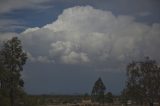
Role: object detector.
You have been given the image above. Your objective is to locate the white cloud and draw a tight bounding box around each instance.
[26,52,36,62]
[49,41,90,64]
[1,6,160,69]
[26,52,51,63]
[22,27,40,34]
[37,56,50,63]
[61,51,90,64]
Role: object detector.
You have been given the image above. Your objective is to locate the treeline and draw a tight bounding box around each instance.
[22,94,114,105]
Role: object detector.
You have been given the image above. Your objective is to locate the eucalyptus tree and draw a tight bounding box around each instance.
[0,37,27,106]
[126,57,160,106]
[91,77,106,104]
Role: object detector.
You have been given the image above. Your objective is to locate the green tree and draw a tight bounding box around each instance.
[0,37,27,106]
[125,57,160,106]
[91,77,106,104]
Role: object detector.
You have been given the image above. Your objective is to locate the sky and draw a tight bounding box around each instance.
[0,0,160,95]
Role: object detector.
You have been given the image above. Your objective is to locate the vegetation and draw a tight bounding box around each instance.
[91,77,106,104]
[124,57,160,106]
[0,37,27,106]
[105,92,113,103]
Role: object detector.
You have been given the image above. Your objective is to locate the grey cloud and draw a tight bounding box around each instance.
[0,0,52,14]
[0,19,27,32]
[26,52,51,63]
[0,32,18,42]
[0,0,52,32]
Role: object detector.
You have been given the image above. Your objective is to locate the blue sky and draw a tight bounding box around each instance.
[0,0,160,95]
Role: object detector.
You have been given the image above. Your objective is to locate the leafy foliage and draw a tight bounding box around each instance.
[91,77,106,103]
[125,57,160,106]
[0,37,27,106]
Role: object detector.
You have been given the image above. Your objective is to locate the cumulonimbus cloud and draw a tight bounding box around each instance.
[1,6,160,69]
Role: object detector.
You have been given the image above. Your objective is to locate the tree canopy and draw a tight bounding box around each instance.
[0,37,27,106]
[91,77,106,104]
[125,57,160,106]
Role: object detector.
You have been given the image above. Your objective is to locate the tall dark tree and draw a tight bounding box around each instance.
[91,77,106,104]
[125,57,160,106]
[0,37,27,106]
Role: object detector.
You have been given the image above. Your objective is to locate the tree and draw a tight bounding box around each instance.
[0,62,12,106]
[125,57,160,106]
[0,37,27,106]
[91,77,106,104]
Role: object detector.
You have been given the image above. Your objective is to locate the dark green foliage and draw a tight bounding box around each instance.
[0,88,10,106]
[125,57,160,106]
[91,77,106,104]
[0,37,27,106]
[22,95,39,106]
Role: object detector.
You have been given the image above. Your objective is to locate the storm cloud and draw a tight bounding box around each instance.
[14,6,160,70]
